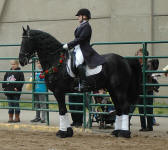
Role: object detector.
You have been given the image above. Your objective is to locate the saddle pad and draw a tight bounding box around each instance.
[66,57,102,77]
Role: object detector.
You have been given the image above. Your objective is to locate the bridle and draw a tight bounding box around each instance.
[21,31,66,64]
[20,34,36,64]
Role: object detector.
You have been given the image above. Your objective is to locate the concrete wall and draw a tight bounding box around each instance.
[0,0,168,101]
[152,0,168,101]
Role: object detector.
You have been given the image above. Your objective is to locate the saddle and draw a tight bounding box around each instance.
[67,51,102,77]
[67,51,103,92]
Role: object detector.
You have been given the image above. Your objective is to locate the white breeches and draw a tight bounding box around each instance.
[74,45,84,68]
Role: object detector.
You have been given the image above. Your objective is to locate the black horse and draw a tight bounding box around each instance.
[19,26,141,138]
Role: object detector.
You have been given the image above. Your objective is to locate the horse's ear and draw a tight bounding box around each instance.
[22,26,26,34]
[27,25,30,31]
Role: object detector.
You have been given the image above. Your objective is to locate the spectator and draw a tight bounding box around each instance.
[2,60,24,123]
[130,48,159,131]
[69,95,83,127]
[94,89,115,114]
[30,61,47,123]
[93,89,116,128]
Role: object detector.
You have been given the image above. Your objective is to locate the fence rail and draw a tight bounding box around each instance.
[1,41,168,129]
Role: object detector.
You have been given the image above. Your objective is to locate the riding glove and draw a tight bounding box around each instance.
[63,44,68,50]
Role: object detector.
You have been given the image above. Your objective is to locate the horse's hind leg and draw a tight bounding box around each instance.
[54,92,73,138]
[117,102,131,138]
[110,91,131,138]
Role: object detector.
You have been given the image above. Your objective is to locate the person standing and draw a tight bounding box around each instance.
[30,61,47,123]
[136,48,155,131]
[63,8,105,91]
[2,60,24,123]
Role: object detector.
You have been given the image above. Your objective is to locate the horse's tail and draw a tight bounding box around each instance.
[127,58,142,104]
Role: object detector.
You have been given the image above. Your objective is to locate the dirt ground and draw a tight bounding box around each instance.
[0,128,168,150]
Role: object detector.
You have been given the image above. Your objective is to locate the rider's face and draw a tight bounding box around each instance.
[78,15,83,23]
[78,15,87,23]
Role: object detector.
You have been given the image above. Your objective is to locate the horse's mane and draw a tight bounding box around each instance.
[30,29,62,52]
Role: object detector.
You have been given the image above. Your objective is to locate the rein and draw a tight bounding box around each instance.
[49,45,64,55]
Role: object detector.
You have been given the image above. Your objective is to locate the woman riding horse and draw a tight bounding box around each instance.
[19,24,141,138]
[63,9,105,91]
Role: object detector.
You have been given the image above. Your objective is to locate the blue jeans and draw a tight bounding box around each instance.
[7,95,20,114]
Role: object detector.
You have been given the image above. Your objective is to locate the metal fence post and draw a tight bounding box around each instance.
[142,43,148,118]
[32,58,36,111]
[88,93,92,128]
[46,91,50,125]
[83,93,86,129]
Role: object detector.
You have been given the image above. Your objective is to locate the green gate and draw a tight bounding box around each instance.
[0,44,87,127]
[87,41,168,128]
[1,41,168,129]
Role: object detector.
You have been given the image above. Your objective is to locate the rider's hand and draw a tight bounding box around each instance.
[63,44,68,50]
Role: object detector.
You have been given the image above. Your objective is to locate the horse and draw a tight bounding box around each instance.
[19,25,141,138]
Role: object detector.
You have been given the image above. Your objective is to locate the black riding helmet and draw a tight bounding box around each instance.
[76,8,91,19]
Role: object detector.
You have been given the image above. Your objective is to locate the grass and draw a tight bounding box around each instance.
[133,101,168,115]
[1,101,168,115]
[153,102,168,115]
[0,101,59,110]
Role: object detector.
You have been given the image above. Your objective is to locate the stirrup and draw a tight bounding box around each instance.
[74,81,90,92]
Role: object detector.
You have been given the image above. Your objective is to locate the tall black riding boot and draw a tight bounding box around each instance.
[75,64,88,92]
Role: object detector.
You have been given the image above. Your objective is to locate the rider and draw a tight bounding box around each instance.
[63,8,105,91]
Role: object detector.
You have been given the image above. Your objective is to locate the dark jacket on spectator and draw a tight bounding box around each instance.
[2,67,24,96]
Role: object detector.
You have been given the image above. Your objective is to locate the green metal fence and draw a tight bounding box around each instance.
[88,41,168,127]
[0,44,87,127]
[1,41,168,129]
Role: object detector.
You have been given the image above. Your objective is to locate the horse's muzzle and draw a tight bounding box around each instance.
[19,53,29,66]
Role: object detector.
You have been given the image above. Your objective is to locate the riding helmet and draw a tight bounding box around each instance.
[76,8,91,19]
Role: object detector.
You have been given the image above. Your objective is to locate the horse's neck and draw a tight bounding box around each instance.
[37,51,56,71]
[37,48,68,73]
[33,31,63,71]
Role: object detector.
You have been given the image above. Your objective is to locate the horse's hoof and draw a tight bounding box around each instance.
[56,130,61,136]
[67,127,73,137]
[56,130,67,138]
[118,130,131,138]
[111,130,120,137]
[99,122,104,129]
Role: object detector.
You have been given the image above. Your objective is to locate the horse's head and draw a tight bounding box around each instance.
[19,25,36,66]
[19,25,64,67]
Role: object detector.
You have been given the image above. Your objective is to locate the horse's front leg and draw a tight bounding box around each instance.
[110,92,131,138]
[53,92,73,138]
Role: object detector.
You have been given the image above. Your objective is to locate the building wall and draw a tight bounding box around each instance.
[0,0,168,101]
[0,0,156,56]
